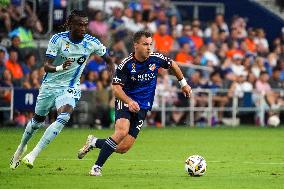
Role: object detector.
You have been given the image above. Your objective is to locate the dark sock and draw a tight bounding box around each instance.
[95,137,117,167]
[95,139,106,149]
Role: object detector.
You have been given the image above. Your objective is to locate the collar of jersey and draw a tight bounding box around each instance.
[133,52,149,63]
[67,31,84,44]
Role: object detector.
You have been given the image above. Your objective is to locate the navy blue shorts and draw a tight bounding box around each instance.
[115,99,148,138]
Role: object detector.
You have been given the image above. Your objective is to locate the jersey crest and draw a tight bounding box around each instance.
[63,42,70,52]
[149,64,156,71]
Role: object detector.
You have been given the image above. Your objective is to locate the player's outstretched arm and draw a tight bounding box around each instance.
[44,58,72,73]
[112,84,140,112]
[170,61,192,98]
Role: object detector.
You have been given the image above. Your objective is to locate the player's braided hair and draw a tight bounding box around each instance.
[63,10,88,30]
[133,31,152,43]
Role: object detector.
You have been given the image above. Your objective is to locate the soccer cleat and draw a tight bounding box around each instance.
[78,135,97,159]
[89,165,102,176]
[10,145,27,170]
[21,154,35,169]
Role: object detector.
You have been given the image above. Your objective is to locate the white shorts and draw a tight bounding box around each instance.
[34,86,81,116]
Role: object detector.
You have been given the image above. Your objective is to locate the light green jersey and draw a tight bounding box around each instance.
[42,31,106,88]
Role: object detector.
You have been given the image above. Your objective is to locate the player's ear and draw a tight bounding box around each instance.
[134,42,138,49]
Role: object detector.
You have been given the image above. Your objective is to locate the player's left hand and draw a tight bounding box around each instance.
[182,85,192,98]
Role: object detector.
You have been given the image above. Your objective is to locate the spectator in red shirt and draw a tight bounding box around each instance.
[153,23,174,56]
[191,23,204,50]
[5,48,23,85]
[226,40,244,59]
[175,42,193,64]
[0,69,14,103]
[244,28,256,53]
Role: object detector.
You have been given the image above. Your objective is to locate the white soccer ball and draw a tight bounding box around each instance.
[185,155,207,176]
[267,115,280,127]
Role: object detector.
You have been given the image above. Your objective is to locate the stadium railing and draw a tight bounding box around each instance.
[1,87,283,127]
[152,88,276,127]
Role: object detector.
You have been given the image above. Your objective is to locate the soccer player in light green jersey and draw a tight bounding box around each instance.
[10,10,113,169]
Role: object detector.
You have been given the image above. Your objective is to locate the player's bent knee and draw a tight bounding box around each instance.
[117,145,131,154]
[58,104,73,114]
[115,119,130,128]
[34,114,46,123]
[31,114,46,130]
[121,146,130,154]
[115,127,129,138]
[118,129,129,137]
[117,149,127,154]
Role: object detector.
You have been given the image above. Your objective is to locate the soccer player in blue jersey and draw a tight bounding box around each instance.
[10,10,113,169]
[78,31,192,176]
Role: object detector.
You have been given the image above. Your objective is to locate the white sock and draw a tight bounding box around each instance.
[18,118,44,151]
[29,113,70,159]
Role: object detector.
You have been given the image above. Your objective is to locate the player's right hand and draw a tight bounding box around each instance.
[63,60,72,70]
[128,100,140,113]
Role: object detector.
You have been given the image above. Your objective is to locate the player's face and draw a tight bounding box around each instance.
[134,36,152,59]
[70,16,88,39]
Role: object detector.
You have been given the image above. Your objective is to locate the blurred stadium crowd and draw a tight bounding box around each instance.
[0,0,284,127]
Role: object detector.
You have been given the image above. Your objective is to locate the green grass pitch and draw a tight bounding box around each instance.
[0,126,283,189]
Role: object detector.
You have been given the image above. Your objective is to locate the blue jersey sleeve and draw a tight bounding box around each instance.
[159,54,173,69]
[151,52,172,69]
[85,34,107,57]
[112,64,128,86]
[46,34,61,58]
[93,42,107,57]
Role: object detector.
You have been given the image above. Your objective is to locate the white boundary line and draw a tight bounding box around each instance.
[40,158,284,165]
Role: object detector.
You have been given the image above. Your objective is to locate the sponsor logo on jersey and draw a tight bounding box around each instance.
[77,55,87,65]
[131,72,156,81]
[61,55,76,62]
